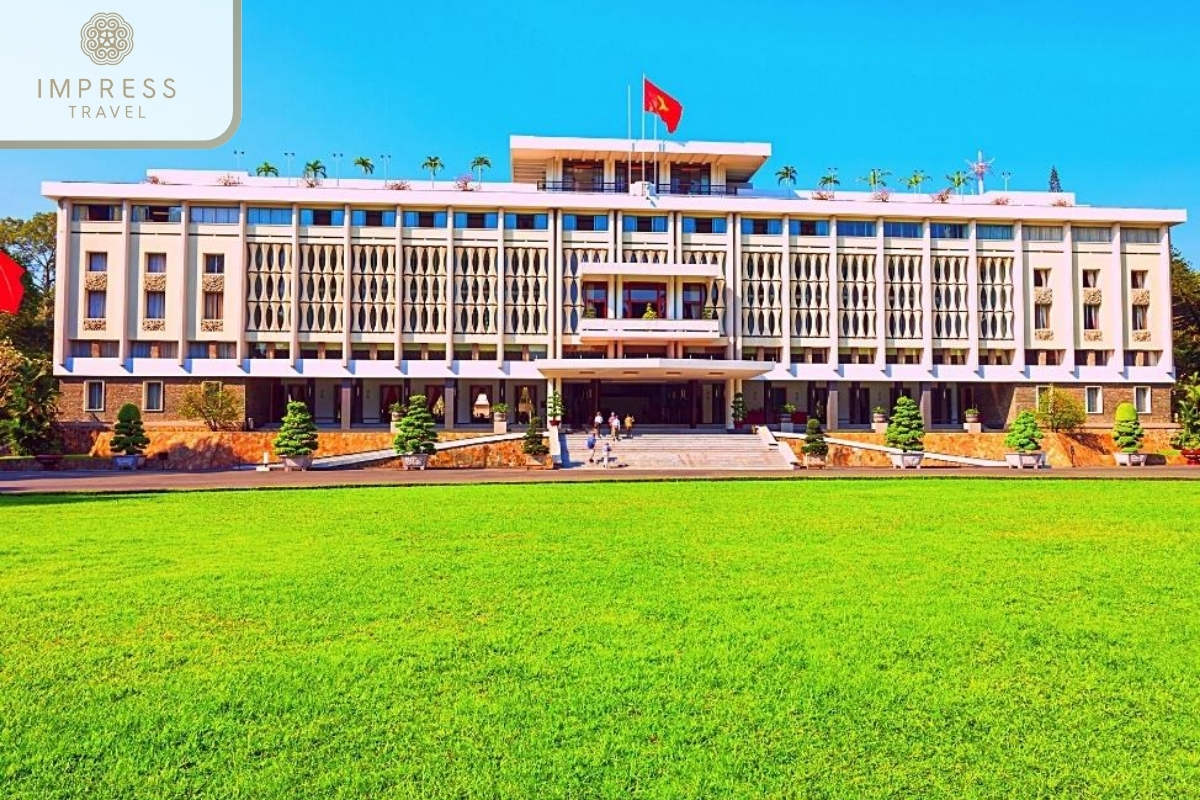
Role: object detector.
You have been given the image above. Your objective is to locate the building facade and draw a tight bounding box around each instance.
[44,135,1185,432]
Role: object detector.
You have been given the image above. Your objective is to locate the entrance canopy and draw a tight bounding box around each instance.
[536,358,773,381]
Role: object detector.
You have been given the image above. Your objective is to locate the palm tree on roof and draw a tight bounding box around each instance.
[904,170,928,193]
[255,161,279,177]
[303,160,327,180]
[470,155,492,187]
[858,168,891,192]
[947,169,970,197]
[775,165,797,189]
[422,156,444,188]
[354,156,375,176]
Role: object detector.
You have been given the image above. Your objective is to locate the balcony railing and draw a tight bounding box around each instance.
[536,180,743,196]
[577,317,722,340]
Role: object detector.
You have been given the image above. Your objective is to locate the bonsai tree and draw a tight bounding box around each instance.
[730,392,748,425]
[1035,386,1086,433]
[273,400,319,458]
[110,403,149,456]
[547,391,564,422]
[1172,375,1200,449]
[884,396,925,452]
[523,415,549,456]
[801,418,829,458]
[1111,402,1145,454]
[1005,410,1044,453]
[393,395,438,455]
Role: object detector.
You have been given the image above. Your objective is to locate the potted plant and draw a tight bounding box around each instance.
[779,402,797,433]
[964,407,981,424]
[642,303,658,320]
[730,392,748,431]
[110,402,149,470]
[884,396,925,468]
[393,394,439,469]
[1111,402,1147,466]
[491,402,510,435]
[546,391,564,428]
[800,418,829,469]
[522,415,550,468]
[1004,410,1044,468]
[388,401,405,435]
[1172,376,1200,465]
[273,400,319,471]
[871,405,888,434]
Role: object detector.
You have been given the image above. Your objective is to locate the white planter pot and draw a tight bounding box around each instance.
[780,417,795,433]
[113,454,144,471]
[390,414,402,435]
[1114,452,1147,467]
[400,453,430,471]
[493,415,508,435]
[803,454,827,469]
[1006,452,1042,469]
[281,454,313,471]
[889,452,925,469]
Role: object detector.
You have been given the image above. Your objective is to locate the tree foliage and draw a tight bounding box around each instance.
[0,341,62,455]
[730,392,747,423]
[1005,410,1044,453]
[273,400,319,457]
[1048,166,1062,193]
[177,384,243,430]
[0,212,56,356]
[884,396,925,452]
[801,418,828,457]
[1171,374,1200,450]
[393,395,438,455]
[1172,247,1200,384]
[522,415,549,456]
[1111,402,1144,454]
[110,402,149,456]
[1035,386,1085,433]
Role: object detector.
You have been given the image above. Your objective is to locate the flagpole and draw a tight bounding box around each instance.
[640,73,646,185]
[653,114,659,192]
[626,83,633,190]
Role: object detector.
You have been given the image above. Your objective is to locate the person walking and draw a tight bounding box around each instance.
[585,428,597,464]
[593,410,603,430]
[608,412,621,441]
[624,413,635,439]
[602,440,613,468]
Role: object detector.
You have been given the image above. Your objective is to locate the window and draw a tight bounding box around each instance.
[1082,269,1099,288]
[883,221,921,238]
[452,212,497,229]
[1034,303,1051,329]
[86,290,106,318]
[582,282,607,318]
[1033,269,1050,288]
[72,204,121,222]
[1082,303,1100,331]
[836,220,875,237]
[188,342,210,359]
[248,207,293,225]
[84,381,105,412]
[203,292,224,320]
[681,283,706,319]
[130,342,152,358]
[143,381,164,412]
[977,224,1014,240]
[930,223,967,239]
[1024,225,1064,242]
[1131,270,1148,289]
[145,253,166,273]
[1132,305,1148,331]
[1085,386,1103,414]
[1135,387,1151,414]
[215,343,235,359]
[87,252,108,272]
[145,291,166,319]
[402,210,447,228]
[189,206,240,225]
[1073,226,1111,243]
[351,209,397,227]
[563,214,608,232]
[1121,227,1160,244]
[682,216,727,234]
[740,218,782,235]
[300,208,345,226]
[790,219,829,236]
[132,205,182,223]
[503,213,548,230]
[204,254,225,274]
[624,215,668,233]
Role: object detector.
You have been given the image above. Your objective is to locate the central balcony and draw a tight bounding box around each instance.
[577,317,722,341]
[577,261,723,279]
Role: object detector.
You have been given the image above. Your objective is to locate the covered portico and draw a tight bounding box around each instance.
[536,358,772,429]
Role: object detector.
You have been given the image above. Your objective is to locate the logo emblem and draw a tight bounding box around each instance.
[80,13,134,66]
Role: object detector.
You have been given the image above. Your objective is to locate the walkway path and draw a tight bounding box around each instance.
[560,431,789,470]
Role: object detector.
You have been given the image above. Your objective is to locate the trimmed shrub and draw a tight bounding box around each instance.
[273,401,319,457]
[1004,410,1044,453]
[110,403,149,456]
[393,395,438,456]
[801,418,828,458]
[523,416,549,456]
[730,392,748,423]
[178,384,243,431]
[1111,402,1144,453]
[1035,386,1085,433]
[884,396,925,452]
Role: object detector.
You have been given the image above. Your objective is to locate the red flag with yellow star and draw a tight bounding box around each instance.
[643,78,682,134]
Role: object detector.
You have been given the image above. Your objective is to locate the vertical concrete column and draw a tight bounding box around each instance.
[1109,224,1125,374]
[445,208,455,364]
[874,216,886,367]
[919,381,932,425]
[827,217,839,367]
[496,209,506,363]
[289,203,300,367]
[443,378,456,431]
[732,214,743,359]
[1158,225,1174,375]
[53,201,72,368]
[342,204,353,367]
[117,200,132,363]
[393,205,403,367]
[781,215,792,368]
[920,217,933,368]
[551,209,562,358]
[826,381,840,431]
[724,377,735,430]
[1012,221,1027,371]
[340,379,352,430]
[967,220,981,371]
[178,201,191,366]
[1061,223,1076,373]
[235,201,249,362]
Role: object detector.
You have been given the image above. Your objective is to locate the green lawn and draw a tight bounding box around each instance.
[2,481,1199,798]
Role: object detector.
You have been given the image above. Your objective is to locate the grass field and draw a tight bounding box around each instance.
[2,480,1199,798]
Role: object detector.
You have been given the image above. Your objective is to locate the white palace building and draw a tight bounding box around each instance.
[45,134,1185,432]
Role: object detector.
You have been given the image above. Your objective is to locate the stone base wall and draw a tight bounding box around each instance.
[974,384,1173,429]
[58,378,249,425]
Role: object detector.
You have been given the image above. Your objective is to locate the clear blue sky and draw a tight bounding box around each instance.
[4,0,1197,258]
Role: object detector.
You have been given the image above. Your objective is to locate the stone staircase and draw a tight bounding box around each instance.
[560,431,791,471]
